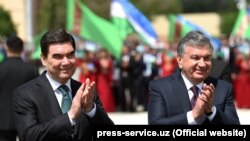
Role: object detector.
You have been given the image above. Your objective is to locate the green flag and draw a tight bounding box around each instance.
[180,23,193,38]
[0,52,4,62]
[31,31,46,60]
[66,0,75,32]
[168,14,192,43]
[66,0,123,59]
[231,8,250,40]
[168,14,176,43]
[110,0,134,40]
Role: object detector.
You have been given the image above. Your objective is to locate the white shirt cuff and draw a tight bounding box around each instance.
[187,111,206,125]
[68,113,76,126]
[187,111,197,125]
[85,103,96,118]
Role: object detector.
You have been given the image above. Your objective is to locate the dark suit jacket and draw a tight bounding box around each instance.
[13,71,114,141]
[0,57,39,131]
[148,69,240,125]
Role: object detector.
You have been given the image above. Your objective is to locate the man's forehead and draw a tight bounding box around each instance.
[184,46,212,55]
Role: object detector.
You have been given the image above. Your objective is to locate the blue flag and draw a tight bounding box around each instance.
[116,0,158,47]
[176,15,220,51]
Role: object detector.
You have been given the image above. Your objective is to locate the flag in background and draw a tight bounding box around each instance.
[231,7,250,40]
[111,0,134,40]
[168,14,183,43]
[168,14,177,43]
[31,31,46,60]
[66,0,82,35]
[0,49,5,62]
[168,14,220,51]
[176,15,213,37]
[115,0,158,47]
[66,0,123,59]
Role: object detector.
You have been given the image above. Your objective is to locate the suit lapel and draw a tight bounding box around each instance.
[171,72,219,113]
[70,79,81,98]
[36,72,62,116]
[166,70,220,114]
[171,69,192,112]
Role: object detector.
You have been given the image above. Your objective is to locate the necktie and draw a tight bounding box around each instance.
[190,86,199,108]
[58,85,72,113]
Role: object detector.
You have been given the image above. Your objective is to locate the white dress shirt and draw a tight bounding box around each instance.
[181,72,216,125]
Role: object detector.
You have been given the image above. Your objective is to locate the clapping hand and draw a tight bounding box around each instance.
[81,78,95,112]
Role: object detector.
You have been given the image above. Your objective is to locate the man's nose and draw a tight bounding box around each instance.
[198,59,206,67]
[62,57,70,64]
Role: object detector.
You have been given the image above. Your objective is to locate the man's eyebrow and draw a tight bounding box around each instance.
[52,52,63,56]
[52,50,75,55]
[68,50,75,54]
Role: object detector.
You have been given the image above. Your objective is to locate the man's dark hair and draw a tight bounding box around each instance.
[40,28,76,57]
[6,35,24,54]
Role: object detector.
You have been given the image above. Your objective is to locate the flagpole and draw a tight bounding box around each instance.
[25,0,34,51]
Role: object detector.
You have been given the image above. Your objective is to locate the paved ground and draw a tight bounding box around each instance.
[108,108,250,125]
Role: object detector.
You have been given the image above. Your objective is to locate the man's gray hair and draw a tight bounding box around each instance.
[176,30,214,56]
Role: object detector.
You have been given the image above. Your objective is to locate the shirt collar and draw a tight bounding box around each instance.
[181,72,203,91]
[45,72,71,92]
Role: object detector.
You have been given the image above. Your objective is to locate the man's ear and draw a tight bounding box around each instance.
[176,55,182,69]
[40,54,47,67]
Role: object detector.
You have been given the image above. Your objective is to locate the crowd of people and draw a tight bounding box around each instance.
[1,30,250,114]
[75,33,177,113]
[0,28,249,140]
[75,33,250,113]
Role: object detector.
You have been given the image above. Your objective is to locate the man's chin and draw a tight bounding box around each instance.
[60,72,73,79]
[194,74,208,80]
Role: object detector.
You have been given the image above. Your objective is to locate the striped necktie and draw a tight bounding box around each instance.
[190,86,199,109]
[58,85,72,113]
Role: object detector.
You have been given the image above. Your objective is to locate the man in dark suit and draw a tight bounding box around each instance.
[148,31,240,125]
[13,29,114,141]
[0,36,39,141]
[210,58,232,83]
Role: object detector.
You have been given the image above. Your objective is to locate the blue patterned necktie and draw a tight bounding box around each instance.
[58,85,72,113]
[190,86,199,109]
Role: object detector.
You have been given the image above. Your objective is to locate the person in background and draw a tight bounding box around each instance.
[95,48,115,112]
[210,34,236,84]
[148,31,240,125]
[12,28,114,141]
[209,58,232,83]
[0,35,39,141]
[79,50,96,83]
[233,47,250,108]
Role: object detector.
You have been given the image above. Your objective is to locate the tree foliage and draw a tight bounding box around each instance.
[220,12,238,37]
[218,0,241,37]
[36,0,66,33]
[181,0,237,13]
[0,6,16,41]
